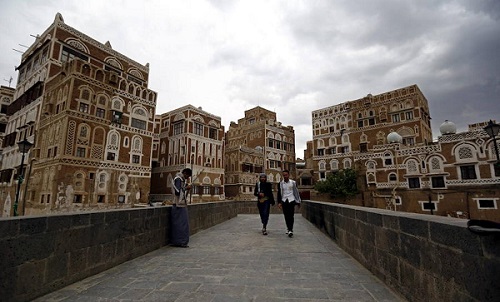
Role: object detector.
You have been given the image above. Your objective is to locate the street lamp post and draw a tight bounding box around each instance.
[13,130,33,216]
[484,120,500,164]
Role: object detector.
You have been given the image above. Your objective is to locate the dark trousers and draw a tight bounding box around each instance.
[282,201,296,231]
[257,201,271,228]
[170,205,189,246]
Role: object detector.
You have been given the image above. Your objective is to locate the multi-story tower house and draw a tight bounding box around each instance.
[150,105,225,203]
[355,119,500,221]
[224,106,296,199]
[307,84,499,221]
[4,13,157,215]
[0,86,14,146]
[0,86,15,216]
[311,84,432,181]
[0,29,46,216]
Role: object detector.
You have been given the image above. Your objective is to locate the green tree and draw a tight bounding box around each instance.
[314,168,358,201]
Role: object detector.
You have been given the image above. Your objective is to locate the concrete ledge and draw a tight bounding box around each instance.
[301,200,500,302]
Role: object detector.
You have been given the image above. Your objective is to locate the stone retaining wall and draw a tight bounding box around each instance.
[301,200,500,302]
[5,199,496,302]
[0,201,237,302]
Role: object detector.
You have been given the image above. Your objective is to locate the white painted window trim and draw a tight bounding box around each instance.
[474,198,498,210]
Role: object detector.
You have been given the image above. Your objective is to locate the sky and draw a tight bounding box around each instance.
[1,0,499,158]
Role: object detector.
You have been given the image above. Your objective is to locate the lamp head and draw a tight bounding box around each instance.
[17,139,33,153]
[484,120,500,138]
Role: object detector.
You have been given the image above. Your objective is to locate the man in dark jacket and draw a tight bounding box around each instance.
[254,173,275,235]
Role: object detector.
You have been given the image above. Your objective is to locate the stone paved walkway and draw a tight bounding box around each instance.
[35,214,404,301]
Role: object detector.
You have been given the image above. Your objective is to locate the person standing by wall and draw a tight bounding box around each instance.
[277,170,301,237]
[254,173,275,235]
[170,168,192,247]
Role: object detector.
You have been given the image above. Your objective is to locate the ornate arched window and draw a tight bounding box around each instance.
[317,139,325,148]
[343,158,352,169]
[80,88,91,101]
[429,157,442,172]
[458,146,473,160]
[406,159,419,174]
[360,133,368,142]
[131,107,148,131]
[366,160,376,170]
[342,134,349,143]
[389,173,397,182]
[319,160,326,171]
[330,160,339,171]
[79,124,89,138]
[367,173,376,183]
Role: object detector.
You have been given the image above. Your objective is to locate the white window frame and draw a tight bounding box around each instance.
[474,198,498,210]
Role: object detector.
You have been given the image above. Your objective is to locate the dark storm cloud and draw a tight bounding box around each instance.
[281,0,500,137]
[1,0,498,154]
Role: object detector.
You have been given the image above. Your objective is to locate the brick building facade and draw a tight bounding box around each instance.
[150,105,225,203]
[1,13,157,216]
[224,106,296,199]
[307,84,500,221]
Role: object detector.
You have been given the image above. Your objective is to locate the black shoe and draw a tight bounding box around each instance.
[288,231,293,238]
[170,243,189,248]
[262,228,268,235]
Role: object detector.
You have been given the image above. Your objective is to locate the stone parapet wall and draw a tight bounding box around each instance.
[0,201,238,302]
[301,200,500,302]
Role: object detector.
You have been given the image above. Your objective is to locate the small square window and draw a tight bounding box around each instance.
[431,176,445,188]
[477,199,497,209]
[460,165,477,180]
[74,194,82,203]
[76,147,86,158]
[79,103,89,113]
[423,202,436,211]
[408,177,420,189]
[96,108,106,118]
[131,118,146,130]
[203,186,210,195]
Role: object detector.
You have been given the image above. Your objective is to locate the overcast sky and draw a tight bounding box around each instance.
[1,0,499,157]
